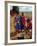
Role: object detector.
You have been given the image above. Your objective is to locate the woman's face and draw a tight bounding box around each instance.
[12,11,17,16]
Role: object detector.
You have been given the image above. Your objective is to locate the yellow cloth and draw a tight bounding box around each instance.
[10,16,15,33]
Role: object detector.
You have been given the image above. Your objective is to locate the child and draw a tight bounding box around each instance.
[15,15,22,32]
[27,17,32,32]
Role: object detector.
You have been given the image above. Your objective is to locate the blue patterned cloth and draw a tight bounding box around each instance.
[16,23,21,30]
[15,16,21,30]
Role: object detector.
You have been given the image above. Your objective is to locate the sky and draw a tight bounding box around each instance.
[10,6,32,12]
[19,6,32,12]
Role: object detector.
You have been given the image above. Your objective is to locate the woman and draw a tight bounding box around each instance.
[10,6,19,33]
[21,13,27,30]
